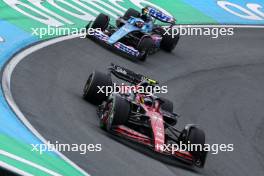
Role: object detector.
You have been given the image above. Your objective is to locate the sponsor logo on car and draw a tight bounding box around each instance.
[114,42,140,56]
[148,7,175,23]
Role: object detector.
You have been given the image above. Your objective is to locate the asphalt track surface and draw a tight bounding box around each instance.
[10,28,264,176]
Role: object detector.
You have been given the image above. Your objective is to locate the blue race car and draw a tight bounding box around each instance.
[86,6,180,61]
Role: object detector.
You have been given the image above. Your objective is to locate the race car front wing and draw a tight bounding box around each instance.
[89,30,142,58]
[112,125,194,164]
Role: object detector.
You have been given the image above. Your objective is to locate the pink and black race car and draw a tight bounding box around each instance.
[83,64,207,167]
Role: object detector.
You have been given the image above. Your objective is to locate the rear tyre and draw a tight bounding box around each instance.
[106,95,130,131]
[123,8,141,20]
[137,36,155,61]
[91,13,110,31]
[160,27,180,52]
[83,71,112,105]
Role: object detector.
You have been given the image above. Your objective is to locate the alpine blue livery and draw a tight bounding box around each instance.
[86,6,180,61]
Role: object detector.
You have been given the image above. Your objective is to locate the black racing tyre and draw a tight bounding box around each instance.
[116,19,123,28]
[137,36,155,61]
[160,98,173,113]
[186,127,207,167]
[123,8,141,20]
[106,95,130,131]
[160,27,180,52]
[83,71,112,105]
[91,13,110,31]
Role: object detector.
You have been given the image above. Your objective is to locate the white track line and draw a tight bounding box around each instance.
[1,34,90,176]
[0,150,62,176]
[0,161,34,176]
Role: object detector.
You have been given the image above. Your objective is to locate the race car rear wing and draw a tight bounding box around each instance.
[108,63,158,85]
[145,6,176,24]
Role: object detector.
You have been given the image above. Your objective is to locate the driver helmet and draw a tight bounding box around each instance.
[143,96,153,106]
[138,80,153,96]
[141,7,151,22]
[142,7,149,15]
[138,80,150,88]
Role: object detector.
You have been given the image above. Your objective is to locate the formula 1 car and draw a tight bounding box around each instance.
[83,64,207,167]
[86,6,180,61]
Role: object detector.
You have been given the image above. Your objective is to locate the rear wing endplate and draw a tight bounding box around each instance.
[145,6,176,24]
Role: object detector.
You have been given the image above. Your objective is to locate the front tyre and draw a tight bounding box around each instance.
[160,27,180,52]
[180,127,207,168]
[91,13,110,31]
[137,36,155,61]
[106,95,130,131]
